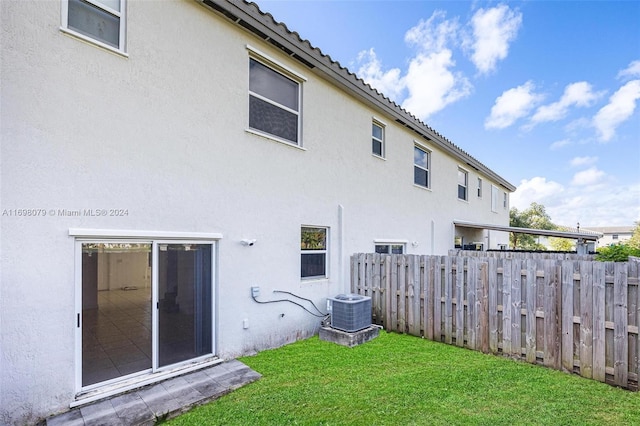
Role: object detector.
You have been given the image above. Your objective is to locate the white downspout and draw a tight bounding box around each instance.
[338,204,346,294]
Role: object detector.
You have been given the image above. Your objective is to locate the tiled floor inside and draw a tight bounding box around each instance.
[83,288,153,386]
[45,360,261,426]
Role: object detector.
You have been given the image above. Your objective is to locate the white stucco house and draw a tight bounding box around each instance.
[0,0,516,423]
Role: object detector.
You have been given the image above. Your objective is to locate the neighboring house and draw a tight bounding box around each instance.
[0,0,515,423]
[583,226,635,247]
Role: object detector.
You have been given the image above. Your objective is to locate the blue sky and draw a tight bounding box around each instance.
[259,0,640,228]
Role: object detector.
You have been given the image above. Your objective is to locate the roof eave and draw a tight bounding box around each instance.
[197,0,517,192]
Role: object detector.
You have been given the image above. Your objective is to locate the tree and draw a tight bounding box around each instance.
[549,237,574,251]
[509,202,557,250]
[627,221,640,249]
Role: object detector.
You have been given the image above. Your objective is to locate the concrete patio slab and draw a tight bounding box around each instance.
[44,360,261,425]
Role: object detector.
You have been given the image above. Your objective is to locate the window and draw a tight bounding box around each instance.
[503,192,508,209]
[414,145,430,188]
[491,185,499,212]
[458,168,468,200]
[375,244,405,254]
[301,227,327,279]
[63,0,126,52]
[372,121,384,157]
[477,178,483,197]
[249,58,301,144]
[613,234,619,240]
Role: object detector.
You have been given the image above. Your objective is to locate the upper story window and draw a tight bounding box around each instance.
[457,168,468,201]
[301,226,328,279]
[477,178,483,198]
[62,0,126,52]
[372,121,385,157]
[503,192,508,209]
[612,234,619,240]
[414,145,430,188]
[249,58,301,145]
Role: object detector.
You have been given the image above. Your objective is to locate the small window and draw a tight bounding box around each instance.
[301,227,327,279]
[375,244,405,254]
[63,0,126,52]
[491,185,499,212]
[612,234,619,240]
[503,192,508,209]
[458,168,468,201]
[477,178,483,197]
[372,121,385,157]
[414,145,430,188]
[249,58,301,145]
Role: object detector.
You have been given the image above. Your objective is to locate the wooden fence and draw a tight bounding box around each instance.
[351,253,640,390]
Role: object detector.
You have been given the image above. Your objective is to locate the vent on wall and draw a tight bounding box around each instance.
[328,294,372,332]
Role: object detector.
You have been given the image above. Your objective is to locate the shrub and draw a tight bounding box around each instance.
[595,244,640,262]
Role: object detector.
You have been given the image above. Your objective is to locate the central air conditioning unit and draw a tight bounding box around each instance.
[328,294,372,332]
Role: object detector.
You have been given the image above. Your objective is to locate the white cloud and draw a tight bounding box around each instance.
[355,48,405,101]
[468,4,522,74]
[405,10,459,52]
[570,167,607,187]
[593,80,640,142]
[531,82,604,124]
[401,11,471,119]
[402,51,472,119]
[510,176,564,210]
[512,176,640,227]
[485,81,542,129]
[618,60,640,80]
[569,156,598,167]
[549,139,572,150]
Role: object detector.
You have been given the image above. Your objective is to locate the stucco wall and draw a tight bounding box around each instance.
[0,0,511,423]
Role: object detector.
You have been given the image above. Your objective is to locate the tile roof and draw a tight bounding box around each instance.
[198,0,516,192]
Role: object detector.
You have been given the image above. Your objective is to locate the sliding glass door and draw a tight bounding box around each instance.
[157,243,212,367]
[79,240,215,389]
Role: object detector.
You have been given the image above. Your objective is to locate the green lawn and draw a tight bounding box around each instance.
[169,331,640,425]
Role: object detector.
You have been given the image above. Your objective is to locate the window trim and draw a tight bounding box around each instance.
[372,119,385,158]
[300,226,329,280]
[374,240,407,255]
[457,167,469,201]
[60,0,128,56]
[246,46,306,147]
[414,143,431,189]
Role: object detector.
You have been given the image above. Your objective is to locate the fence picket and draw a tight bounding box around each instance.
[488,257,499,354]
[525,259,537,363]
[503,258,512,354]
[456,257,465,346]
[561,260,574,372]
[580,260,593,378]
[614,262,628,387]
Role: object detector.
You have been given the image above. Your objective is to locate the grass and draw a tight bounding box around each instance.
[169,331,640,425]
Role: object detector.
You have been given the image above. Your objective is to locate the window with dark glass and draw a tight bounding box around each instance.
[66,0,125,50]
[249,58,300,144]
[375,244,404,254]
[414,146,430,188]
[458,168,468,200]
[301,227,327,279]
[372,122,384,157]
